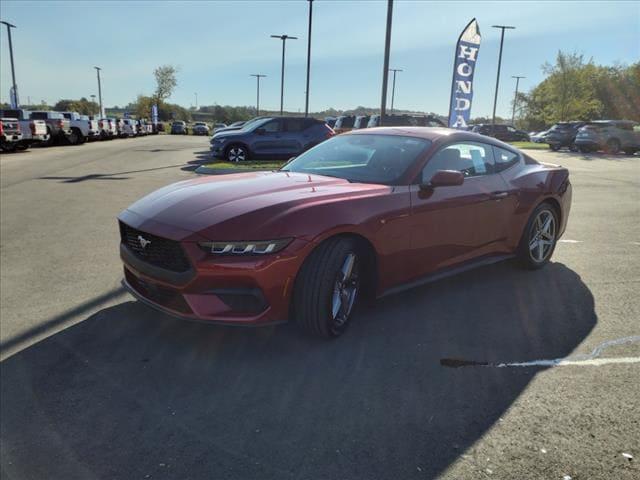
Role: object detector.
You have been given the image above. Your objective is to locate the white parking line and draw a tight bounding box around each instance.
[558,239,582,243]
[496,335,640,368]
[441,336,640,369]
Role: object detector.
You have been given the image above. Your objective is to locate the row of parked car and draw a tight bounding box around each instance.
[529,120,640,154]
[327,114,445,133]
[169,121,228,136]
[0,108,161,152]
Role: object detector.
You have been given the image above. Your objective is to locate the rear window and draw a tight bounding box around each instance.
[335,116,355,129]
[1,109,22,119]
[30,112,48,120]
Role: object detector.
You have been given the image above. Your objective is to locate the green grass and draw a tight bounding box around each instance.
[510,141,549,150]
[203,160,286,171]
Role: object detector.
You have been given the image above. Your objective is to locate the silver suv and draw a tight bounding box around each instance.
[575,120,640,154]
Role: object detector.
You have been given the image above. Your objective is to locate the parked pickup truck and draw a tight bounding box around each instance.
[79,115,101,141]
[96,117,117,139]
[0,108,49,150]
[1,118,23,152]
[60,111,96,144]
[29,111,71,146]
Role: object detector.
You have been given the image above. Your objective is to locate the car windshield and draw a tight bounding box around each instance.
[242,117,270,131]
[282,134,431,184]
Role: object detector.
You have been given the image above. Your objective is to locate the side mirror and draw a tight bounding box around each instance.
[255,128,265,135]
[421,169,464,190]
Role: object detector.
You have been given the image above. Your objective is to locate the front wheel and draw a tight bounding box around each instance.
[517,203,559,270]
[293,238,361,338]
[226,144,249,162]
[549,144,560,151]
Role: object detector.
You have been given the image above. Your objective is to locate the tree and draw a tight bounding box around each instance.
[133,94,155,119]
[518,52,640,129]
[53,97,100,115]
[154,65,178,104]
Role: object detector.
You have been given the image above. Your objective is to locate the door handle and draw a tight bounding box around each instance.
[490,191,509,199]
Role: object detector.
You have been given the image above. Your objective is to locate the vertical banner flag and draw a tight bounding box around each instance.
[9,86,19,109]
[151,104,158,124]
[448,19,481,129]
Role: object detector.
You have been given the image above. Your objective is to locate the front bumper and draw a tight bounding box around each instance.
[120,236,310,326]
[210,143,226,156]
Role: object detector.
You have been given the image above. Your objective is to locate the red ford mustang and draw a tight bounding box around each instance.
[119,127,571,337]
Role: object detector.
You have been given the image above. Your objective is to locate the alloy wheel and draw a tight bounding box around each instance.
[227,147,246,162]
[528,209,556,263]
[331,253,359,330]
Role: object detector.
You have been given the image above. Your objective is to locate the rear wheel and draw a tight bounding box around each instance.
[549,144,560,151]
[67,129,80,145]
[293,237,361,338]
[43,127,54,147]
[226,144,249,162]
[569,142,578,152]
[605,138,621,154]
[517,203,558,270]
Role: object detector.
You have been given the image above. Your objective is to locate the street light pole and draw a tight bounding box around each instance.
[94,66,103,118]
[304,0,313,117]
[1,21,19,107]
[194,92,198,110]
[511,75,525,125]
[250,74,266,116]
[389,68,403,113]
[379,0,394,125]
[271,34,298,116]
[491,25,515,135]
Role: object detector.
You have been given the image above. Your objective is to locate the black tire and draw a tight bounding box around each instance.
[516,202,559,270]
[605,138,621,154]
[67,129,80,145]
[43,127,54,147]
[226,144,249,162]
[578,146,592,154]
[549,144,560,151]
[15,143,29,151]
[569,142,578,152]
[293,237,361,338]
[1,142,16,152]
[623,148,636,156]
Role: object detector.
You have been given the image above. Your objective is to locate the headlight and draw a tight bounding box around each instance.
[211,137,226,144]
[198,238,292,255]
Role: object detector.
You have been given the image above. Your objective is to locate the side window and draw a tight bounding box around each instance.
[422,142,494,183]
[507,126,516,132]
[261,120,281,133]
[285,118,305,132]
[493,146,521,172]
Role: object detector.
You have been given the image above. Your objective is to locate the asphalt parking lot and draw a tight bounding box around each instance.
[1,136,638,479]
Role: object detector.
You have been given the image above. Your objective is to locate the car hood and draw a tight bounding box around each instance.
[121,171,388,241]
[211,128,243,139]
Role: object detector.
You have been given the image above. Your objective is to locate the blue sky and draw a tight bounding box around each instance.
[1,1,638,117]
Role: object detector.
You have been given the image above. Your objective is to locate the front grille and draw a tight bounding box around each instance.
[120,222,191,273]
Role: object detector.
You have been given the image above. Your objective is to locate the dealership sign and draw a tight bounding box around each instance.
[448,19,481,129]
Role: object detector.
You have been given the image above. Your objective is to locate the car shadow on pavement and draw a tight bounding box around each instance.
[0,262,596,480]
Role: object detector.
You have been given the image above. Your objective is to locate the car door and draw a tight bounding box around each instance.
[251,119,283,156]
[409,141,515,278]
[283,118,307,155]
